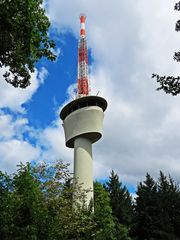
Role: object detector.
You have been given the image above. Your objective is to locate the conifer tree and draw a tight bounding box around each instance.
[106,170,133,227]
[154,171,180,239]
[134,172,180,240]
[134,173,158,240]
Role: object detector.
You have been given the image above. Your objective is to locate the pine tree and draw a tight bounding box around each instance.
[134,173,158,240]
[106,170,133,227]
[154,171,180,239]
[134,172,180,240]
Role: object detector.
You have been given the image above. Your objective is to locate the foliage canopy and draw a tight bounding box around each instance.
[1,162,180,240]
[134,172,180,239]
[0,0,56,88]
[152,1,180,95]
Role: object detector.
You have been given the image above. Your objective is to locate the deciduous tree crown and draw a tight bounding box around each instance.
[0,0,56,88]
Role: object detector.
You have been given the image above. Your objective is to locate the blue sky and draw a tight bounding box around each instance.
[1,0,180,192]
[25,33,78,128]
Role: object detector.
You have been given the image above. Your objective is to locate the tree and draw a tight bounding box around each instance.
[34,160,95,240]
[152,2,180,95]
[115,223,132,240]
[94,181,116,240]
[134,172,180,240]
[0,170,14,239]
[6,163,47,239]
[0,0,56,88]
[0,161,97,240]
[133,173,158,240]
[154,171,180,239]
[106,170,133,227]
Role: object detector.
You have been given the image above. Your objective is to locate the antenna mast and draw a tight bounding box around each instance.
[77,14,90,97]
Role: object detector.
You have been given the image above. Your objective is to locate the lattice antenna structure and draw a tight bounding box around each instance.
[77,14,90,97]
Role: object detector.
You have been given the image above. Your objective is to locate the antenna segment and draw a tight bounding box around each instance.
[77,14,90,97]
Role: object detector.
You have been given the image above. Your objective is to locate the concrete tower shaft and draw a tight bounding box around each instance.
[60,96,107,205]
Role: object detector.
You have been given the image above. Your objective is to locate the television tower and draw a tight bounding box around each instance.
[60,14,107,206]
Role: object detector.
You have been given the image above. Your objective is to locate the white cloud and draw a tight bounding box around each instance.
[38,67,49,85]
[47,0,180,187]
[0,113,14,140]
[0,66,48,173]
[0,67,48,112]
[38,124,72,165]
[0,112,28,141]
[0,139,40,173]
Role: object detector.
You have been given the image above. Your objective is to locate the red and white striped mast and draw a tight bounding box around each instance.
[77,14,90,98]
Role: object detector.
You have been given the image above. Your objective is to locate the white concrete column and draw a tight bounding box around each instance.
[74,137,93,206]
